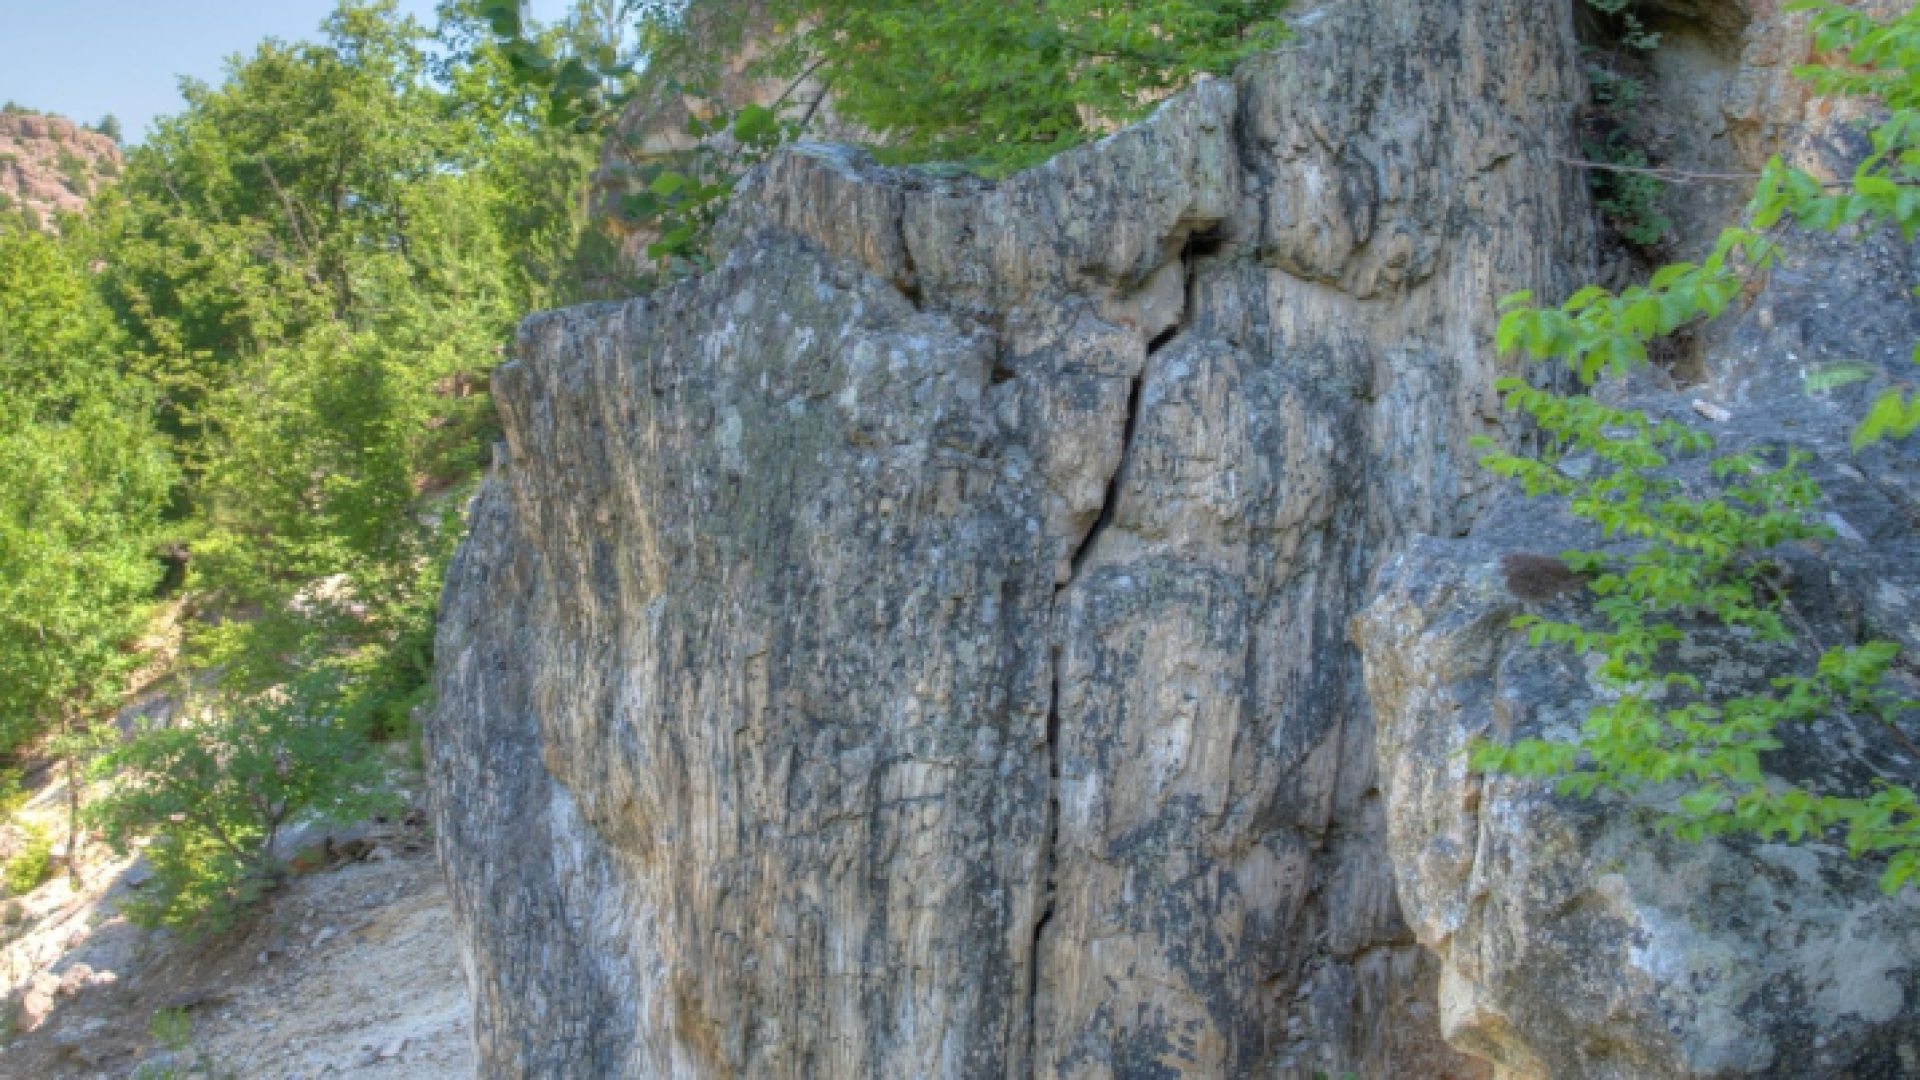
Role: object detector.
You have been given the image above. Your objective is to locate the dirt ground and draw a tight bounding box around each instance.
[0,799,472,1080]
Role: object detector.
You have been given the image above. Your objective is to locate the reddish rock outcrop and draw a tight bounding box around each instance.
[0,109,121,226]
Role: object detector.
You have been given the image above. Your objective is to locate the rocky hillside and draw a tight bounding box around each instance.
[0,790,471,1079]
[427,0,1920,1078]
[0,109,121,225]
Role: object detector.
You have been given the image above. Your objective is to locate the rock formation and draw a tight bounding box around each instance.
[429,0,1920,1077]
[1349,3,1920,1075]
[1354,214,1920,1078]
[0,109,120,225]
[431,0,1587,1073]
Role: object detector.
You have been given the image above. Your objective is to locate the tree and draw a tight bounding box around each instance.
[764,0,1290,170]
[101,0,590,709]
[90,673,401,932]
[477,0,1292,269]
[0,218,173,878]
[0,0,615,903]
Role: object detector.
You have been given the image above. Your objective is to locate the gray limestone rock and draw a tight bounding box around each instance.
[428,0,1596,1077]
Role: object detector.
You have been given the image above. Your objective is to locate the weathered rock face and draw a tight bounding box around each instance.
[428,0,1597,1077]
[1355,226,1920,1080]
[1352,32,1920,1077]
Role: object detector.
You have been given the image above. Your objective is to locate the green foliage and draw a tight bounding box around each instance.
[0,220,173,759]
[1584,0,1661,52]
[0,4,617,908]
[322,499,470,742]
[90,674,402,934]
[615,89,801,272]
[1493,239,1759,383]
[1765,2,1920,446]
[99,0,592,712]
[91,115,123,144]
[55,149,91,195]
[0,215,123,405]
[1576,1,1670,246]
[1583,136,1671,246]
[1476,1,1920,894]
[0,770,28,817]
[0,3,620,926]
[761,0,1291,172]
[149,1007,192,1051]
[1584,63,1644,113]
[3,823,53,896]
[1508,0,1920,442]
[135,1007,236,1080]
[483,0,1291,273]
[1472,391,1920,887]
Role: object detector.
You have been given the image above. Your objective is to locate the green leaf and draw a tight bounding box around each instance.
[733,104,778,143]
[477,0,522,38]
[649,171,691,198]
[1803,360,1879,392]
[1648,262,1696,290]
[1679,788,1726,817]
[1855,172,1900,199]
[1564,286,1611,313]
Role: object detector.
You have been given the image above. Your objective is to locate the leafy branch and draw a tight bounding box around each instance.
[1474,0,1920,893]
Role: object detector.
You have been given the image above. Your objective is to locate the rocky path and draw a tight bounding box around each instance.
[0,806,471,1079]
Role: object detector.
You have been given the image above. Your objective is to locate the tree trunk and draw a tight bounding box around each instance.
[63,712,84,889]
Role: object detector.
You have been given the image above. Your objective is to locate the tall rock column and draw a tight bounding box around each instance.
[427,1,1593,1076]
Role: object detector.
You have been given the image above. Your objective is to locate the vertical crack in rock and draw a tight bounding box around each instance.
[1026,647,1062,1074]
[895,208,923,308]
[1027,243,1193,1071]
[1067,367,1148,581]
[1069,236,1194,582]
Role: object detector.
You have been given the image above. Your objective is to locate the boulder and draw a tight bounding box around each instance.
[1355,210,1920,1077]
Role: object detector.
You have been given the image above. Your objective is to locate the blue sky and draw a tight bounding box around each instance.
[0,0,572,141]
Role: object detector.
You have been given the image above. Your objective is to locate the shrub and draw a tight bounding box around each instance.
[0,768,28,816]
[3,823,52,895]
[134,1007,236,1080]
[55,150,90,195]
[759,0,1292,172]
[90,673,402,934]
[1584,133,1670,246]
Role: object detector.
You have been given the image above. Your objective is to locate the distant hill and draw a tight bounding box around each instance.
[0,107,123,227]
